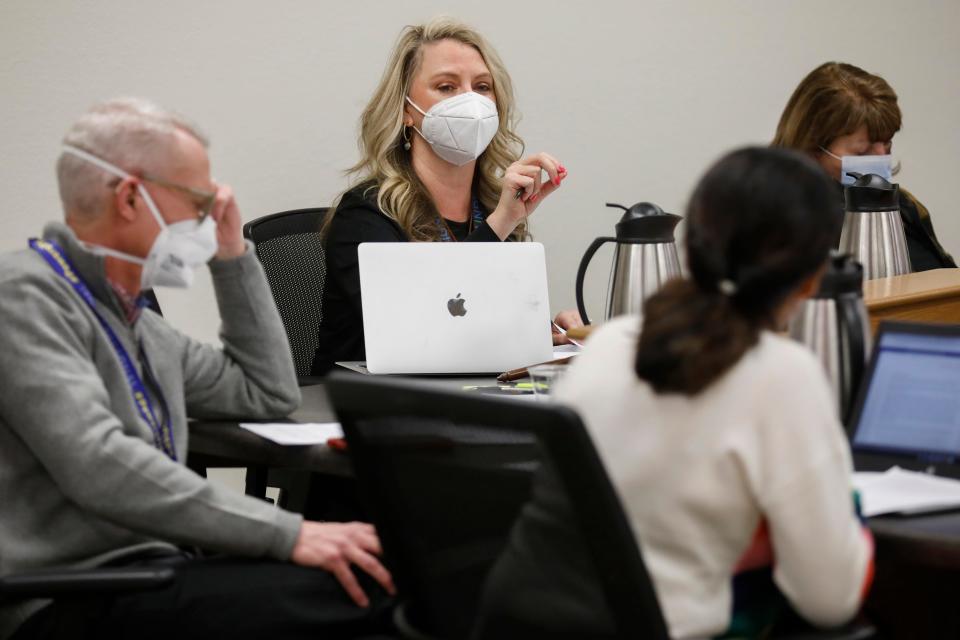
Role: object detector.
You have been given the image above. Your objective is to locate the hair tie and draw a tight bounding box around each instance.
[718,279,738,296]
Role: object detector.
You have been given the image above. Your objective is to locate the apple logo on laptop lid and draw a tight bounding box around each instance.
[447,293,467,317]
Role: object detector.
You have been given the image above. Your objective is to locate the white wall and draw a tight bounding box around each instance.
[2,1,958,342]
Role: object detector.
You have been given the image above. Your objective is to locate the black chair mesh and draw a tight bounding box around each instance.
[349,415,539,639]
[244,208,327,377]
[328,376,672,639]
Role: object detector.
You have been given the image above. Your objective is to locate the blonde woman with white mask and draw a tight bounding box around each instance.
[311,17,578,375]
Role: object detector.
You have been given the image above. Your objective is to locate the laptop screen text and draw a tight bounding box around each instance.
[853,330,960,460]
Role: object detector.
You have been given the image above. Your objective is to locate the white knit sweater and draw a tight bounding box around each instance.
[555,316,872,638]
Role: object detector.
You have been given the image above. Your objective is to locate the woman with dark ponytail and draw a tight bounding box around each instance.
[636,146,843,394]
[477,147,873,639]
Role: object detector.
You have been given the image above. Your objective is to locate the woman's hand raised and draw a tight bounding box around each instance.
[486,152,568,240]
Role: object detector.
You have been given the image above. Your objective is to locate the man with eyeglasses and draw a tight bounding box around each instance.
[0,98,394,639]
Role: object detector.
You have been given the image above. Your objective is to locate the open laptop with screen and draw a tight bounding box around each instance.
[354,242,554,375]
[848,321,960,479]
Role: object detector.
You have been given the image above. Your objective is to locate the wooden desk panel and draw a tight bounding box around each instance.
[863,268,960,332]
[572,269,960,338]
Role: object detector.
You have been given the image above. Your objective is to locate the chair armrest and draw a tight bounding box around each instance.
[0,566,175,598]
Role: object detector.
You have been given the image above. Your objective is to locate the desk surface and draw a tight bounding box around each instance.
[866,509,960,635]
[863,268,960,310]
[869,510,960,569]
[188,374,500,475]
[190,376,960,560]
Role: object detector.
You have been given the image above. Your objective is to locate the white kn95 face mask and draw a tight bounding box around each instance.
[61,145,219,290]
[405,92,499,166]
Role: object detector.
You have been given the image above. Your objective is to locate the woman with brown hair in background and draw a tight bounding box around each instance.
[774,61,955,272]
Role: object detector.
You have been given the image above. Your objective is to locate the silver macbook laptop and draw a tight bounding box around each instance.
[356,242,554,375]
[849,321,960,479]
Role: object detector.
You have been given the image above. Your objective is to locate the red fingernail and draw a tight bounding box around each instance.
[558,164,566,172]
[530,194,539,202]
[553,177,561,186]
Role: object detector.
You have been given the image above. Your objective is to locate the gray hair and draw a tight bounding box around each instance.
[57,97,208,220]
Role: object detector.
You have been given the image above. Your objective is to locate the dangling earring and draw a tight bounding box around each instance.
[402,126,411,151]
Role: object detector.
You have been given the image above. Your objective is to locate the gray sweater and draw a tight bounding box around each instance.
[0,223,304,637]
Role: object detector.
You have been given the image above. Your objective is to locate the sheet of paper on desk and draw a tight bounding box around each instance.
[239,422,344,446]
[552,345,581,360]
[853,466,960,517]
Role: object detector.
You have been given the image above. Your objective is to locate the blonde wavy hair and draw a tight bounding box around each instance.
[322,16,527,242]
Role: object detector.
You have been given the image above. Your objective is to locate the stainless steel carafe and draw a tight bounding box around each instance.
[788,252,871,423]
[838,172,910,280]
[575,202,682,325]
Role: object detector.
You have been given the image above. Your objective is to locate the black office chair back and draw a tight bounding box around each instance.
[328,377,538,638]
[243,208,327,378]
[326,374,670,640]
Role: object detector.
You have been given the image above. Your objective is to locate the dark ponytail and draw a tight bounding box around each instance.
[635,147,840,395]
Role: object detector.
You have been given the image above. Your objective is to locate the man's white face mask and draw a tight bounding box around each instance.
[405,92,499,166]
[61,145,218,289]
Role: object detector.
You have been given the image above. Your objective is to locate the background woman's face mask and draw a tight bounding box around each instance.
[61,145,218,290]
[821,147,894,186]
[406,92,499,166]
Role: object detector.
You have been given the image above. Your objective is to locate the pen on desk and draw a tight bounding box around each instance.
[497,356,574,382]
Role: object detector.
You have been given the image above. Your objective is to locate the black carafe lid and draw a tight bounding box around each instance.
[607,202,682,243]
[843,172,899,212]
[813,252,864,298]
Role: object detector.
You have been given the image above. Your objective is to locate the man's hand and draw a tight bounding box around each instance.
[290,521,396,607]
[210,182,247,260]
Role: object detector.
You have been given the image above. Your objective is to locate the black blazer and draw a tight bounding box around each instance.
[897,188,956,272]
[310,184,501,375]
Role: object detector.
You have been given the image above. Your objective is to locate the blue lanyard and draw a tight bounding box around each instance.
[29,238,177,461]
[437,197,486,242]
